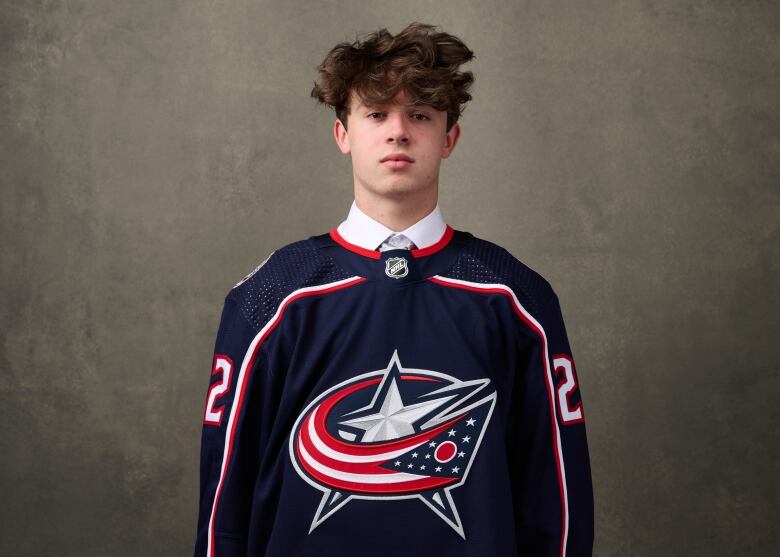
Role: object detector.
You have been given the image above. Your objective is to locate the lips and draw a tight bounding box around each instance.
[381,153,414,169]
[381,153,414,162]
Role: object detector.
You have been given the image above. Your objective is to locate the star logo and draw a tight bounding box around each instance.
[289,350,497,539]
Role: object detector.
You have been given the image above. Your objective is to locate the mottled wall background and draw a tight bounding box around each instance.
[1,1,778,555]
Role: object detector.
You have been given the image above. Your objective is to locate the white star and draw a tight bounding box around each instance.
[466,418,476,426]
[425,453,431,459]
[407,463,414,468]
[420,465,426,470]
[435,466,442,472]
[462,435,471,443]
[452,466,460,473]
[448,429,456,437]
[394,460,401,466]
[339,378,451,442]
[458,451,465,458]
[428,441,437,448]
[412,452,418,458]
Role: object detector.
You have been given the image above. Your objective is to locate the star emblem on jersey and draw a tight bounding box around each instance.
[384,256,409,278]
[289,350,497,539]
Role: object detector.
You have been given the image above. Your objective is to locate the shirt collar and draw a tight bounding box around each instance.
[336,200,447,251]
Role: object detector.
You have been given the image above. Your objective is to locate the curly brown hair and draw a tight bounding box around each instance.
[311,23,475,131]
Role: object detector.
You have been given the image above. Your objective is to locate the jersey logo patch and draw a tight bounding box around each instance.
[233,250,275,289]
[289,350,497,539]
[384,257,409,279]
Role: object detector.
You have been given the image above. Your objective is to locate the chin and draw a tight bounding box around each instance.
[371,179,431,198]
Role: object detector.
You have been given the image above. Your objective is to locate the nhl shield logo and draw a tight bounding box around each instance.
[384,257,408,279]
[289,350,497,539]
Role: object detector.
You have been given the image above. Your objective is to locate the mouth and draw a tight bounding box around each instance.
[380,153,414,169]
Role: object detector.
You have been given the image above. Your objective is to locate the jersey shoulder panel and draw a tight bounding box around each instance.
[443,232,556,317]
[228,236,356,332]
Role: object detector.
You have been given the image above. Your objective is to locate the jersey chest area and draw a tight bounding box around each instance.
[264,279,530,404]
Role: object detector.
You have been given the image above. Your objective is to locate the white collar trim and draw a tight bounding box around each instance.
[336,200,447,251]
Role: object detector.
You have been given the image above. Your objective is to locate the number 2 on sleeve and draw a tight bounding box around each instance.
[203,355,233,426]
[552,354,584,425]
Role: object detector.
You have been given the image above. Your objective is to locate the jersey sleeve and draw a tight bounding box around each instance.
[511,292,594,557]
[194,291,262,557]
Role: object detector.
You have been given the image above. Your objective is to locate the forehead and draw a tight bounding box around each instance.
[349,90,431,111]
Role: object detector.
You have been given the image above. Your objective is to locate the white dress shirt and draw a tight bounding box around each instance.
[336,200,447,251]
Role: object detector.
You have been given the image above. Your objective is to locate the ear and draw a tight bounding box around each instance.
[333,118,350,155]
[441,122,461,159]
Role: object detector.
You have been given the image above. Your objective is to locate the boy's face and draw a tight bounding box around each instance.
[333,90,460,200]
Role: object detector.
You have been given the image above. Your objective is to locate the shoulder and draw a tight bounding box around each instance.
[225,234,355,331]
[444,231,558,316]
[230,237,315,290]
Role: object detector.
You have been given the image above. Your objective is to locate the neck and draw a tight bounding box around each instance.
[354,185,439,232]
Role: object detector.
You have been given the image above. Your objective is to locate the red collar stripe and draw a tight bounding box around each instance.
[410,225,454,258]
[329,225,454,259]
[330,228,382,259]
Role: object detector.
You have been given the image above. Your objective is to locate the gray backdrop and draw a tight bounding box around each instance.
[2,1,778,555]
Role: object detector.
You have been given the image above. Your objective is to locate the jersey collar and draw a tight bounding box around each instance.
[332,200,453,260]
[336,200,447,251]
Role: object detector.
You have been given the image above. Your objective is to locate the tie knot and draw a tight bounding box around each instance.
[379,233,416,251]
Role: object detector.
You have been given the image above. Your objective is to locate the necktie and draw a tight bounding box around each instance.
[378,233,417,252]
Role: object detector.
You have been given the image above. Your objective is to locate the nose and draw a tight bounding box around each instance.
[385,112,409,144]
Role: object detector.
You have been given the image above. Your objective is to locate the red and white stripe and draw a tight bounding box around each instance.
[207,276,366,557]
[428,275,571,557]
[294,376,462,494]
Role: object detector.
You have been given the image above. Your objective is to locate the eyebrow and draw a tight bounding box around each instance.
[360,103,433,112]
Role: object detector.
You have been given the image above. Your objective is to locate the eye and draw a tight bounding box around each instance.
[367,112,385,119]
[411,113,431,121]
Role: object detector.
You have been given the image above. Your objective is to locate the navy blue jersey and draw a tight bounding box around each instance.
[194,227,593,557]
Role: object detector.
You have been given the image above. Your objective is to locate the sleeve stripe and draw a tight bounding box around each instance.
[207,275,367,557]
[429,275,570,557]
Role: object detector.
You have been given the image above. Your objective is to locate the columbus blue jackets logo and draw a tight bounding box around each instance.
[289,350,497,539]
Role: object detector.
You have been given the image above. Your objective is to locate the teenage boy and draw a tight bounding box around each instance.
[195,22,593,557]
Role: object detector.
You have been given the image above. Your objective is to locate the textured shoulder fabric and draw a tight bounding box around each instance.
[229,239,355,332]
[443,235,555,316]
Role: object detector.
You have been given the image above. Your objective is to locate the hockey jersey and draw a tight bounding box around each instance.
[194,226,594,557]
